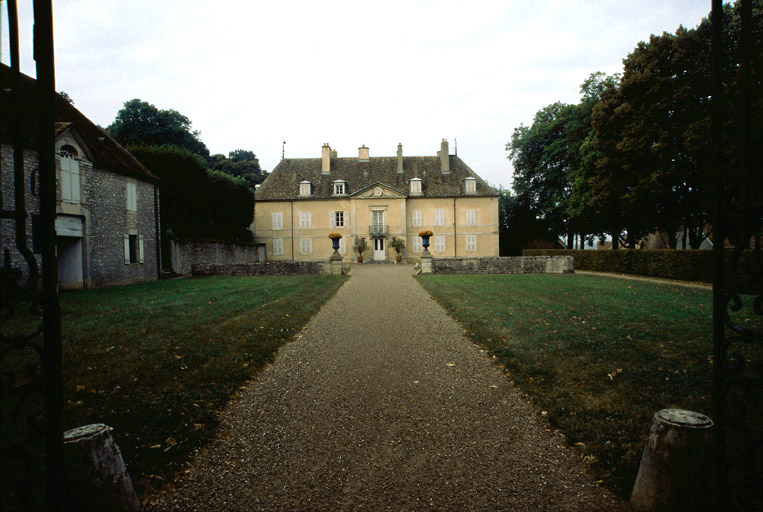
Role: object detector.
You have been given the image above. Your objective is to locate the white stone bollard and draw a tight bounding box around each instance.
[64,423,141,511]
[630,409,713,512]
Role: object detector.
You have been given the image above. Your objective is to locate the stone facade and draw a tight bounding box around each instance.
[253,141,500,263]
[432,256,574,274]
[1,141,159,289]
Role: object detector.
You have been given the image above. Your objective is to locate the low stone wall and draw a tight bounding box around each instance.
[432,256,573,274]
[171,240,262,275]
[192,261,328,276]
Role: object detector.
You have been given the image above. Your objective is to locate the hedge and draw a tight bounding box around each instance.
[522,249,758,283]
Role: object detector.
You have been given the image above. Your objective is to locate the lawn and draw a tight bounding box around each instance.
[417,273,758,498]
[1,274,347,501]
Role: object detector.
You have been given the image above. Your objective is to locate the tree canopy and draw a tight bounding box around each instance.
[506,0,762,249]
[107,99,210,158]
[209,149,268,188]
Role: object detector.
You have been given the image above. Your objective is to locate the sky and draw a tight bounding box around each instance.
[2,1,716,189]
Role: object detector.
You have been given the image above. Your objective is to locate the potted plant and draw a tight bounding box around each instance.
[328,233,342,254]
[418,230,433,253]
[390,236,405,263]
[353,237,368,263]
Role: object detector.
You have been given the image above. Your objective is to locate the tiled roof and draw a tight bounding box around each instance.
[1,64,159,183]
[255,155,498,200]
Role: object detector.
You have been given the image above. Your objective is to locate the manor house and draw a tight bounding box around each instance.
[253,140,499,262]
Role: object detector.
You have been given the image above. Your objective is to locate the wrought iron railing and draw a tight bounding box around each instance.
[0,1,63,510]
[369,224,388,236]
[711,0,762,510]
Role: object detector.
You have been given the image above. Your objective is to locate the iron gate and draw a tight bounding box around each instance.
[0,1,63,510]
[711,0,763,510]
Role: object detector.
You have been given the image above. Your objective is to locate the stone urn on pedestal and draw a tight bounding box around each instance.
[419,230,433,273]
[328,233,343,274]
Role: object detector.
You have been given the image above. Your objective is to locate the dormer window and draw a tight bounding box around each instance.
[299,181,312,197]
[465,177,477,194]
[410,178,422,195]
[333,180,346,196]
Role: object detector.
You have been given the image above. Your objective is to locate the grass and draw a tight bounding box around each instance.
[1,274,347,501]
[416,272,761,499]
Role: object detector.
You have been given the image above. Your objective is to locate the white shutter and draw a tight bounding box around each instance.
[70,160,80,202]
[344,211,349,228]
[123,234,130,264]
[138,235,145,264]
[60,159,72,201]
[330,211,336,228]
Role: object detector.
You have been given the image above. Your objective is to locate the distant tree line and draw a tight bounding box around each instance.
[506,0,762,250]
[107,99,267,241]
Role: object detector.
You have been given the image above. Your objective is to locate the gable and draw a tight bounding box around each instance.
[350,182,407,199]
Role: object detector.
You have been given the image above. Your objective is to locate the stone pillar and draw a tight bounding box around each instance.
[64,424,141,511]
[330,253,343,275]
[630,409,713,512]
[420,253,433,274]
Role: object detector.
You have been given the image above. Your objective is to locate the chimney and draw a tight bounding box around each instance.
[322,143,331,174]
[438,139,450,173]
[396,143,403,173]
[358,145,369,162]
[331,149,337,158]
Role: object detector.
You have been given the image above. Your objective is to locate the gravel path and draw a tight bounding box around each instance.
[146,265,626,511]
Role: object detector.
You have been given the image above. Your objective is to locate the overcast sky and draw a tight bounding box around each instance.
[2,1,715,188]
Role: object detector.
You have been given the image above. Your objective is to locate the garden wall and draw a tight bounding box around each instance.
[192,261,328,276]
[170,239,263,275]
[432,256,573,274]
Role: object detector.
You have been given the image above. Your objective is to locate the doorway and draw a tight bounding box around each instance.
[373,238,385,261]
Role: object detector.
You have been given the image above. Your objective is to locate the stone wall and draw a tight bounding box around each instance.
[432,256,574,274]
[192,261,328,276]
[171,240,263,275]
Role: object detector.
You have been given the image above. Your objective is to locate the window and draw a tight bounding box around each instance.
[339,237,346,254]
[273,238,284,255]
[123,234,144,264]
[272,212,283,230]
[465,209,476,226]
[59,145,78,158]
[126,181,137,212]
[434,209,445,226]
[466,235,477,251]
[435,235,446,252]
[412,236,422,252]
[299,211,311,228]
[331,211,346,228]
[410,178,422,195]
[465,177,477,193]
[300,238,312,255]
[333,181,346,195]
[59,156,80,203]
[299,181,311,196]
[411,210,422,227]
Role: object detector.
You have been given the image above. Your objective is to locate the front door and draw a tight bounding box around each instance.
[374,238,385,261]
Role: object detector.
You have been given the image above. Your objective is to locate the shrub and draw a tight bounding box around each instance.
[522,249,758,283]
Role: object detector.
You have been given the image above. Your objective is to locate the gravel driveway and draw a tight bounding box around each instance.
[146,264,626,511]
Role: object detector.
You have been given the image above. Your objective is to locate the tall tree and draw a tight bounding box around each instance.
[209,149,268,188]
[508,102,576,246]
[107,99,209,158]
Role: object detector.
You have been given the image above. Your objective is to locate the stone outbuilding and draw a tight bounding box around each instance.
[1,64,161,289]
